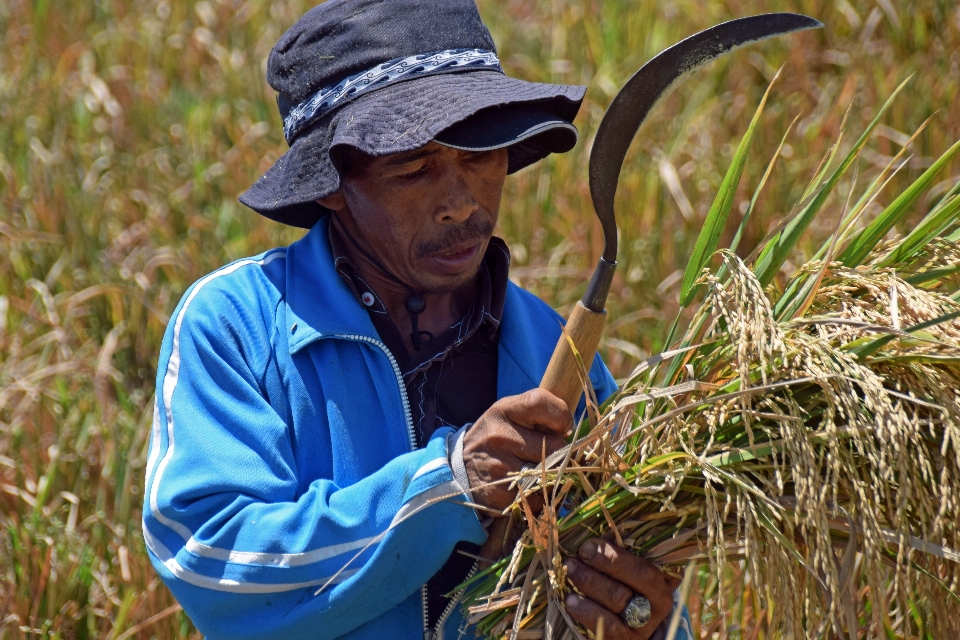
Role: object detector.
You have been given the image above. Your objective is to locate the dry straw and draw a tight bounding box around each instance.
[459,78,960,639]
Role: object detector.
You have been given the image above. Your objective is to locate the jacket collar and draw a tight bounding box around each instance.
[285,217,381,354]
[284,215,556,397]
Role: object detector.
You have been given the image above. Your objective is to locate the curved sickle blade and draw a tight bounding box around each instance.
[589,12,822,263]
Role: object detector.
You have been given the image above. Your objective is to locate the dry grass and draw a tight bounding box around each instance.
[1,0,959,637]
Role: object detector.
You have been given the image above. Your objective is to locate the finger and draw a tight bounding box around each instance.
[502,388,573,435]
[664,571,683,592]
[499,454,548,514]
[563,558,633,614]
[522,490,544,514]
[578,539,677,633]
[564,593,637,640]
[479,517,511,562]
[472,480,516,511]
[466,457,521,511]
[509,428,569,463]
[578,539,675,613]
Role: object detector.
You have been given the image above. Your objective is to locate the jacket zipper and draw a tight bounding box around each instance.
[330,334,427,636]
[422,585,431,640]
[429,561,479,640]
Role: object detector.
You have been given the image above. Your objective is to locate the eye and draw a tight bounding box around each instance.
[390,160,430,180]
[465,151,491,162]
[464,149,504,169]
[398,165,429,180]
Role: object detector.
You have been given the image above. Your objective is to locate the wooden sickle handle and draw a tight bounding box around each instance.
[479,302,607,564]
[539,301,608,414]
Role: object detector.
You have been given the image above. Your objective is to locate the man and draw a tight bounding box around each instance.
[143,1,688,638]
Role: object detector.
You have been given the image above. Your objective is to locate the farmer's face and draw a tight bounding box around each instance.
[320,142,508,294]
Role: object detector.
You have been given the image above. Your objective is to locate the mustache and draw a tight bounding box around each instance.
[415,216,494,257]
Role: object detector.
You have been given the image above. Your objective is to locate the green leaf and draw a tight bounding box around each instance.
[877,195,960,267]
[707,443,773,467]
[902,554,960,606]
[775,163,860,321]
[754,505,826,590]
[905,264,960,286]
[813,115,934,262]
[753,76,913,286]
[869,353,960,364]
[728,114,800,257]
[849,309,960,359]
[678,70,780,307]
[937,178,960,218]
[839,136,960,267]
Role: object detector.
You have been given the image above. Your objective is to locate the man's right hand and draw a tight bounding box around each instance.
[462,388,573,511]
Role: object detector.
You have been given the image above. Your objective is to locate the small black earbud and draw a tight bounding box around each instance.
[405,295,426,315]
[405,295,432,351]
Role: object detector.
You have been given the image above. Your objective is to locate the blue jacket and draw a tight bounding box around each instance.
[143,219,620,639]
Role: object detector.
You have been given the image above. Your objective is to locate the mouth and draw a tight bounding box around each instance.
[423,240,483,275]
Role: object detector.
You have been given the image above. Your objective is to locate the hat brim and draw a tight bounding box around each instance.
[434,103,578,171]
[239,70,585,228]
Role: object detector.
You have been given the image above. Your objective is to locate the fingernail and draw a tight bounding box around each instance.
[562,559,577,577]
[565,594,580,609]
[580,540,597,560]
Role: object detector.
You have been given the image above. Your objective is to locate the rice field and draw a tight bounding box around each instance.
[1,0,958,637]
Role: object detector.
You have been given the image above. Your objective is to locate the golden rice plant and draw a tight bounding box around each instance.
[460,77,960,639]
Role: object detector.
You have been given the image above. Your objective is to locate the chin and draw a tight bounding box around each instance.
[419,263,484,295]
[414,242,488,294]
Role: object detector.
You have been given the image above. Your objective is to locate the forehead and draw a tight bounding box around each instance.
[340,142,456,175]
[380,144,444,166]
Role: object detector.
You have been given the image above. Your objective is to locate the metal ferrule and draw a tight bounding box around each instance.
[582,258,617,312]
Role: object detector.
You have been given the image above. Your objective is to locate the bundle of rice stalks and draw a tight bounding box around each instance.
[460,78,960,639]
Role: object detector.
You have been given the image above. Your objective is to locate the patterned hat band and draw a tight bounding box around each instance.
[280,48,503,143]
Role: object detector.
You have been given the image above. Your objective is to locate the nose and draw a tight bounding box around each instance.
[433,162,478,225]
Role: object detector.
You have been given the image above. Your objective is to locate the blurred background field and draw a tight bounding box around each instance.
[0,0,958,637]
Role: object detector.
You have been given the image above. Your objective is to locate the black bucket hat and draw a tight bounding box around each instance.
[239,0,587,228]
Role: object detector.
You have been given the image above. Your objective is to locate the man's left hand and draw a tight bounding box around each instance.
[562,538,682,640]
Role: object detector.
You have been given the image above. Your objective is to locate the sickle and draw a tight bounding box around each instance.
[539,13,823,412]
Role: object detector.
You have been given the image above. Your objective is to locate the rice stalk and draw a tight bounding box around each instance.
[462,84,960,639]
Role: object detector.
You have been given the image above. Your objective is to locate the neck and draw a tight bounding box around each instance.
[329,216,475,353]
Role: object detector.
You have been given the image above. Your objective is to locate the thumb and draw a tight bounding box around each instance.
[664,572,683,592]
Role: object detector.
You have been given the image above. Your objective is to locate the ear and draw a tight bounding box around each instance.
[317,191,346,211]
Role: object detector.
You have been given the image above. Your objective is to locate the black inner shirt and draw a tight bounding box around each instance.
[329,226,511,630]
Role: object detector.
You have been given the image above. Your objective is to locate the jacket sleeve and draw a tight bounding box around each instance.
[142,273,486,640]
[587,351,619,406]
